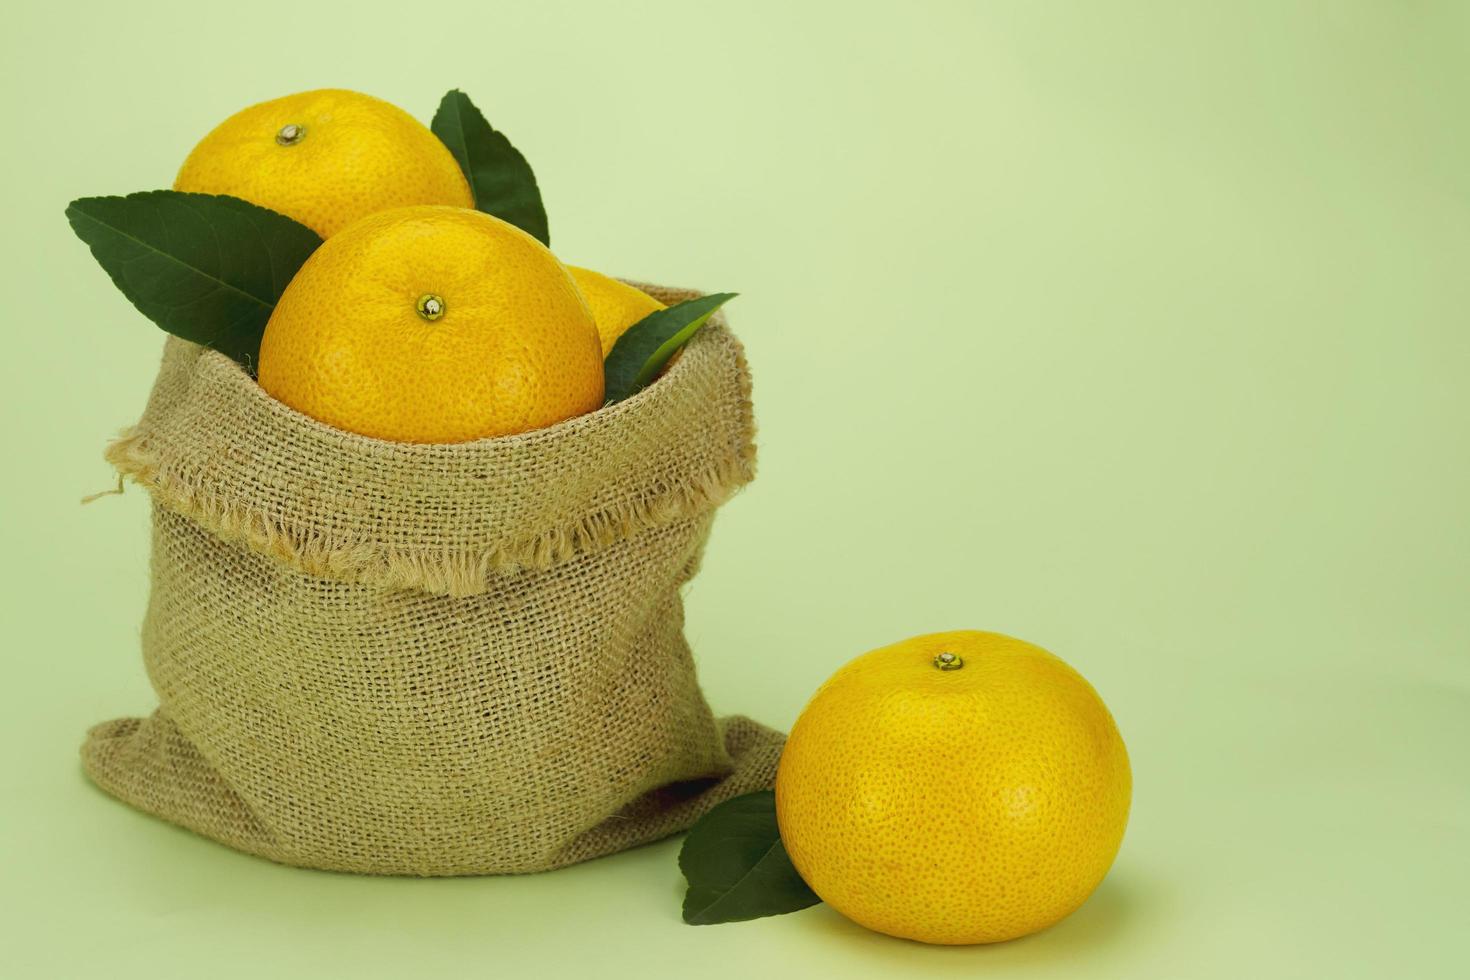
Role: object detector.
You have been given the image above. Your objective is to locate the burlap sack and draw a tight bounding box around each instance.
[81,283,784,876]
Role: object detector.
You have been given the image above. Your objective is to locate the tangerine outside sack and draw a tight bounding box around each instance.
[81,284,784,876]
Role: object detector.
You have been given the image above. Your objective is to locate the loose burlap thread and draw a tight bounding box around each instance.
[81,284,784,876]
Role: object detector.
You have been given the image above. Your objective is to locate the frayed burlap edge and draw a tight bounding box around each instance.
[103,429,755,596]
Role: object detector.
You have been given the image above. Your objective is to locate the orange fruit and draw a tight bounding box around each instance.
[257,206,603,443]
[175,88,473,237]
[775,630,1131,945]
[567,266,665,356]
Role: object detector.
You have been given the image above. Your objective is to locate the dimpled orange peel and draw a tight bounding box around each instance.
[257,205,604,443]
[567,266,666,355]
[775,630,1131,944]
[175,88,473,237]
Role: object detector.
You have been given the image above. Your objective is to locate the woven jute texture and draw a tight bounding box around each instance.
[81,283,784,876]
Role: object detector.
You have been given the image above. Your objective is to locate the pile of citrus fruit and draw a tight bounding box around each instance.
[71,88,686,443]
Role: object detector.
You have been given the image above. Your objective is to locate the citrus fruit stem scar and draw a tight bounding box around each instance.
[416,294,445,321]
[933,652,964,670]
[275,123,306,146]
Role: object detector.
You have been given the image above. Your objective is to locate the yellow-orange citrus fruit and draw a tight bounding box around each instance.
[175,89,473,237]
[567,266,665,355]
[258,206,603,443]
[775,630,1131,945]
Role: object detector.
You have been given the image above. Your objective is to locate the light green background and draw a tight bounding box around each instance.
[3,1,1466,976]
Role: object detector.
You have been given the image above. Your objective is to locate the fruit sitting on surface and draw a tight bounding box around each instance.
[175,88,473,237]
[257,206,604,443]
[775,630,1131,945]
[567,266,665,356]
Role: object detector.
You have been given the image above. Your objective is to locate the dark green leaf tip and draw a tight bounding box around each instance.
[603,292,737,403]
[678,790,821,926]
[431,89,550,246]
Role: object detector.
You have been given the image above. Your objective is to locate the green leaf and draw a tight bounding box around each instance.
[432,89,550,245]
[679,790,821,925]
[65,190,322,369]
[604,293,737,403]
